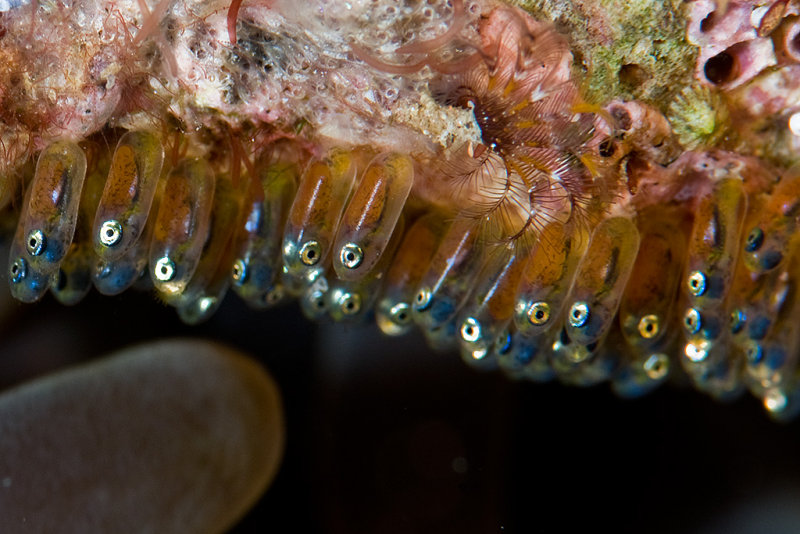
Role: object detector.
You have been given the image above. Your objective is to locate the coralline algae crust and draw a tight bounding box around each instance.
[3,0,800,174]
[0,0,490,176]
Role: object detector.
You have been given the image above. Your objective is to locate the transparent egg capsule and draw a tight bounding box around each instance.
[681,178,748,377]
[92,224,153,296]
[300,273,331,321]
[457,243,531,369]
[614,211,686,390]
[493,327,527,378]
[513,223,585,338]
[148,159,216,296]
[50,144,109,306]
[422,319,458,352]
[229,155,298,309]
[564,216,640,347]
[694,352,745,402]
[684,178,747,307]
[9,141,88,302]
[93,172,163,296]
[681,330,744,401]
[327,216,405,323]
[412,218,484,331]
[619,212,687,350]
[176,288,228,325]
[49,243,94,306]
[375,214,445,336]
[550,327,617,388]
[496,328,555,383]
[7,252,51,303]
[8,212,49,303]
[168,178,240,313]
[612,350,672,398]
[741,238,800,399]
[175,242,235,326]
[92,130,164,261]
[730,257,789,355]
[282,149,359,288]
[742,167,800,273]
[326,286,368,323]
[332,153,414,282]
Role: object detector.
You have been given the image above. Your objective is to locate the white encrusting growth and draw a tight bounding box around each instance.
[0,0,28,12]
[0,0,489,174]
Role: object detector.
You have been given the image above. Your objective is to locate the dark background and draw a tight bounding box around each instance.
[1,288,799,534]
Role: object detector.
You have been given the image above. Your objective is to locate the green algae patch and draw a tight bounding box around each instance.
[511,0,698,110]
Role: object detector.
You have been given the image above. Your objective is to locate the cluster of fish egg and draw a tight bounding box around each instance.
[7,121,800,420]
[393,152,800,422]
[5,133,420,324]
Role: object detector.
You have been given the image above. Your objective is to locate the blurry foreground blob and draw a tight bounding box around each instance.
[0,339,285,534]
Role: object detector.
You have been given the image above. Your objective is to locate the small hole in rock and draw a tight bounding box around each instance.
[618,64,648,88]
[704,51,736,84]
[599,139,616,158]
[700,12,716,32]
[791,32,800,55]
